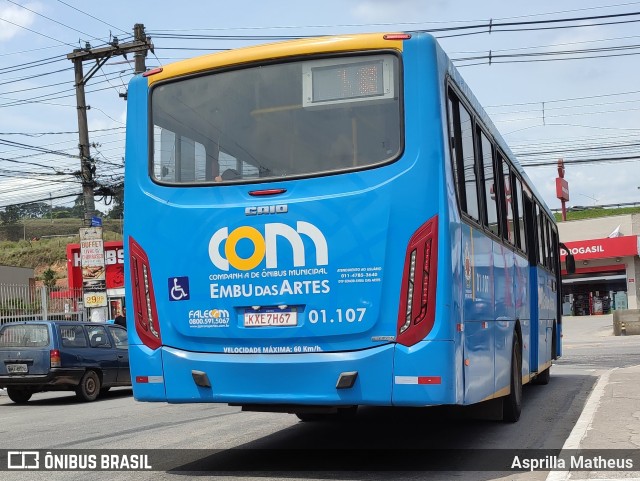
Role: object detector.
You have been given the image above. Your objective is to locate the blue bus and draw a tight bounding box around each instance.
[124,32,573,422]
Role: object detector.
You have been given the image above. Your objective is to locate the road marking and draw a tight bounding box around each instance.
[545,368,616,481]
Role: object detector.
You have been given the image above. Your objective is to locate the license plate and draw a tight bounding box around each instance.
[244,308,297,327]
[7,363,28,374]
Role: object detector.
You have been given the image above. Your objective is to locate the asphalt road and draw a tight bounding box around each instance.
[0,315,636,481]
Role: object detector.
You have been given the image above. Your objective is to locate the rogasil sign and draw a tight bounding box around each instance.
[559,236,639,260]
[560,245,604,256]
[209,221,328,271]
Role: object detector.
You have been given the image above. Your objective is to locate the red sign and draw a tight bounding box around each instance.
[67,241,124,290]
[555,178,569,201]
[560,236,638,260]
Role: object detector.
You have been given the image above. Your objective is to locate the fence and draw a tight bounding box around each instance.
[0,284,85,325]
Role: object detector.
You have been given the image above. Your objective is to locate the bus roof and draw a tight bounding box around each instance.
[145,33,405,86]
[142,31,553,218]
[437,41,553,218]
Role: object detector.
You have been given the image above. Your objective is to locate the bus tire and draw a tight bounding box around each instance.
[76,370,101,402]
[532,367,551,385]
[7,388,32,404]
[296,406,358,422]
[296,413,327,422]
[502,335,522,423]
[336,405,358,421]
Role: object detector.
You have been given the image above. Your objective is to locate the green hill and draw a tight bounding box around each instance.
[0,219,123,281]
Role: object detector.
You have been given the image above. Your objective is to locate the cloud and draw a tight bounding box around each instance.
[0,3,39,41]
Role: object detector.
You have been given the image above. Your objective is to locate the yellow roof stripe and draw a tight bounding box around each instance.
[147,33,404,86]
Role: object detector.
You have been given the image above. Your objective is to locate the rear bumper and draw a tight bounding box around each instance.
[131,339,458,406]
[132,343,396,404]
[0,369,84,389]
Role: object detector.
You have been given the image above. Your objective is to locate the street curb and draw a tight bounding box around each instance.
[545,368,616,481]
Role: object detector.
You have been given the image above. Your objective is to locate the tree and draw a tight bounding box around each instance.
[19,202,50,219]
[52,209,72,219]
[105,183,124,220]
[0,205,20,225]
[42,268,57,290]
[70,194,85,219]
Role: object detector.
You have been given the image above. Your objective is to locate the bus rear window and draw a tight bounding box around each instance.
[151,54,401,184]
[0,324,49,347]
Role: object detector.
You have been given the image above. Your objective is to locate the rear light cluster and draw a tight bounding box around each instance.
[50,349,61,368]
[396,215,438,346]
[129,237,162,350]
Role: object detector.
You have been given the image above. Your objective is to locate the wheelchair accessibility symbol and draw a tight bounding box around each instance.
[169,276,190,301]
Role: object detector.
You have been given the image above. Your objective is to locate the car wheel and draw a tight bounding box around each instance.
[7,388,32,404]
[76,370,101,402]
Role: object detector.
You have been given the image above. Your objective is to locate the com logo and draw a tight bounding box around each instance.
[208,221,328,271]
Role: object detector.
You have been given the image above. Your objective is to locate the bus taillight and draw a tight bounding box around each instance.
[396,216,438,346]
[129,237,162,350]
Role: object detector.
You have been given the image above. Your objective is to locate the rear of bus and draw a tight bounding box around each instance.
[125,33,460,411]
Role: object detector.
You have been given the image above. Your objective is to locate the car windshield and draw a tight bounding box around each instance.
[0,324,49,347]
[151,53,402,184]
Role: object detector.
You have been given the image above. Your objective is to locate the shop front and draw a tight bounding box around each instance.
[66,241,125,319]
[561,235,638,316]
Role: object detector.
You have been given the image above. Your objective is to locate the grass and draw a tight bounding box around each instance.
[554,206,640,221]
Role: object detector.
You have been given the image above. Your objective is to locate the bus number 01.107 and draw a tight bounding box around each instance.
[308,308,366,324]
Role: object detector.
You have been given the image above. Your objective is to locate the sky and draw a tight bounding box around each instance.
[1,0,640,215]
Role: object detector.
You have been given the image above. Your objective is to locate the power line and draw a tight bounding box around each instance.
[148,2,640,32]
[54,0,129,36]
[0,55,67,75]
[5,0,111,44]
[146,10,640,42]
[0,68,73,88]
[0,44,62,58]
[522,155,640,167]
[0,127,124,137]
[0,139,78,159]
[0,15,76,48]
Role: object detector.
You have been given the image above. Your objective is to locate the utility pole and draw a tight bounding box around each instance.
[67,24,153,226]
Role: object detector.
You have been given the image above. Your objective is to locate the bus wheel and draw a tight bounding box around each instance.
[334,406,358,422]
[532,367,551,385]
[296,413,327,422]
[296,406,358,422]
[502,335,522,423]
[7,388,32,404]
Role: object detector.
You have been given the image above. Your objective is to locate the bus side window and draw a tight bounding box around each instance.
[502,159,515,246]
[459,105,480,222]
[479,131,499,236]
[448,89,480,223]
[537,204,547,267]
[545,218,555,271]
[515,178,527,253]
